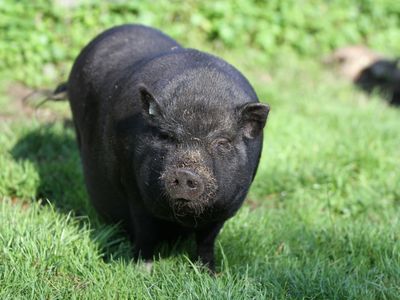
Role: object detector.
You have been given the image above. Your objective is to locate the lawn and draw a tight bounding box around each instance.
[1,49,399,299]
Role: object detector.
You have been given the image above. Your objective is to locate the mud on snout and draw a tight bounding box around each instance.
[160,149,217,217]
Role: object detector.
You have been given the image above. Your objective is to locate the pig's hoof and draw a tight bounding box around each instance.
[142,260,153,273]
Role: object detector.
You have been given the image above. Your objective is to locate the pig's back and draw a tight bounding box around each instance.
[68,24,180,129]
[69,24,180,96]
[79,25,179,84]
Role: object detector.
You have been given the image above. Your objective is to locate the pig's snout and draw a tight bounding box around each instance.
[165,168,205,201]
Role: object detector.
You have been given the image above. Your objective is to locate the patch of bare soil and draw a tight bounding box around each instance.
[0,196,31,211]
[1,82,68,122]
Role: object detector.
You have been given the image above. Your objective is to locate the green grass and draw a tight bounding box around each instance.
[1,53,400,299]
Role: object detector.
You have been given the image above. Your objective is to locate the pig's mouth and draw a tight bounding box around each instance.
[176,198,191,202]
[169,197,207,219]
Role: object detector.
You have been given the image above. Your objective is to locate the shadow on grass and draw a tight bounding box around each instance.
[11,121,91,216]
[10,122,133,260]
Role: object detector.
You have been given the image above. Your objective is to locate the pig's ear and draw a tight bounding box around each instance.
[139,85,163,120]
[238,102,270,139]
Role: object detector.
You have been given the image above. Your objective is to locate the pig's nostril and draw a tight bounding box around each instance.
[187,179,196,189]
[173,179,179,186]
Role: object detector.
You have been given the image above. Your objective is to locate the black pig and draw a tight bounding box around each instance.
[66,24,269,271]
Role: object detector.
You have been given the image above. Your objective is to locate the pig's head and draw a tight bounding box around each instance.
[115,59,269,226]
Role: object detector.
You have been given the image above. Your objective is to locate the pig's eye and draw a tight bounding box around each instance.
[158,132,170,140]
[213,138,232,152]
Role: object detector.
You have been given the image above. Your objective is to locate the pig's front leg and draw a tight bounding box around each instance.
[130,214,160,273]
[128,206,161,261]
[195,221,225,272]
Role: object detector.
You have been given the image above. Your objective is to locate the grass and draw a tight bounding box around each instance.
[0,51,399,299]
